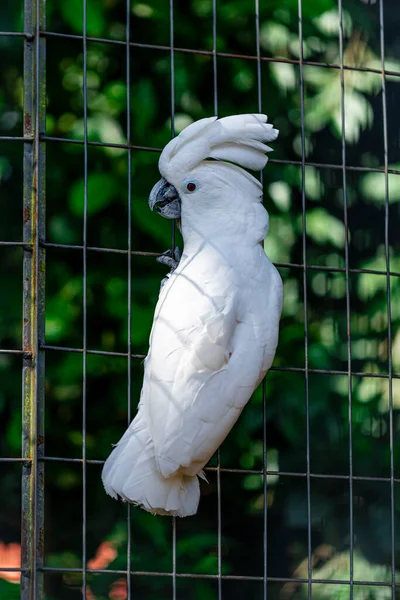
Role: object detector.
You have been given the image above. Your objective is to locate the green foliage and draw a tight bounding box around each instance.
[0,0,400,599]
[0,581,20,600]
[69,172,118,216]
[60,0,107,37]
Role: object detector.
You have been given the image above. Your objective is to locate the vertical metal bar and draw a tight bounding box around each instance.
[172,519,177,599]
[378,2,395,598]
[126,0,132,596]
[254,0,261,115]
[169,3,177,599]
[216,466,222,600]
[211,3,222,599]
[82,0,88,595]
[212,0,218,116]
[337,1,354,597]
[297,1,312,598]
[21,0,46,598]
[169,1,175,136]
[254,3,268,599]
[170,0,176,254]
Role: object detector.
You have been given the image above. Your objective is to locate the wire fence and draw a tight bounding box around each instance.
[0,0,398,599]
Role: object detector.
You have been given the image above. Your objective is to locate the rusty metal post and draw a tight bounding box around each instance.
[21,0,46,598]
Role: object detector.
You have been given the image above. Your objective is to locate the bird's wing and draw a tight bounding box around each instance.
[141,258,281,478]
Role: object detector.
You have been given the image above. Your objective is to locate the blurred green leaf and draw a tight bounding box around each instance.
[61,0,106,36]
[69,172,117,216]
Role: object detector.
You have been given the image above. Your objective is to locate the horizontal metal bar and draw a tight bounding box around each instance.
[38,566,400,587]
[0,349,32,358]
[40,344,145,359]
[40,242,400,277]
[270,366,400,380]
[0,32,32,39]
[0,135,34,142]
[0,242,33,250]
[205,469,396,483]
[272,158,400,176]
[0,457,30,463]
[41,456,102,464]
[40,134,159,153]
[277,261,400,278]
[37,456,400,483]
[41,241,159,257]
[0,241,26,246]
[39,134,400,177]
[38,30,400,79]
[38,345,400,380]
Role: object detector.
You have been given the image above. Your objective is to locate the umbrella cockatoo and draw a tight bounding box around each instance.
[102,114,283,516]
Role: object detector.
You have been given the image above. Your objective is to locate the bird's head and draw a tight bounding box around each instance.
[148,114,279,232]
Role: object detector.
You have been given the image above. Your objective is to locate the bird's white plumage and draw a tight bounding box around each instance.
[102,114,283,516]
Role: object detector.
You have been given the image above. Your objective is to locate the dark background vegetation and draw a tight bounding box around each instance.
[0,0,400,598]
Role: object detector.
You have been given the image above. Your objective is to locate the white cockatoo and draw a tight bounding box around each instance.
[102,114,283,517]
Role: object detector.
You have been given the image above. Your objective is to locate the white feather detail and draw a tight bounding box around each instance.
[169,116,218,158]
[199,160,263,200]
[209,142,270,171]
[210,116,278,146]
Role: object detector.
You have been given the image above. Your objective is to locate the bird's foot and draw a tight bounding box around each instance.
[157,246,181,288]
[156,246,181,270]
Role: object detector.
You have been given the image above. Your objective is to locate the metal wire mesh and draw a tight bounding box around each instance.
[0,0,398,599]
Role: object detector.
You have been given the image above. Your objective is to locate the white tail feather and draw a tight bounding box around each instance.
[102,411,200,517]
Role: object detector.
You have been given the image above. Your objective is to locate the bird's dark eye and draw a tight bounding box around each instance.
[186,182,196,192]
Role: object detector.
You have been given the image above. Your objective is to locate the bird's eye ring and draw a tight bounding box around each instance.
[186,182,196,192]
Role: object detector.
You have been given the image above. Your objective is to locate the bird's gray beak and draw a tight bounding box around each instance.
[148,178,181,219]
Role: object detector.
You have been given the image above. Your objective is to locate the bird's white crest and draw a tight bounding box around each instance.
[102,114,283,517]
[159,113,278,185]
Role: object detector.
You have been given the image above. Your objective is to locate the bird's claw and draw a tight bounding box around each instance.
[156,246,181,271]
[157,247,181,289]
